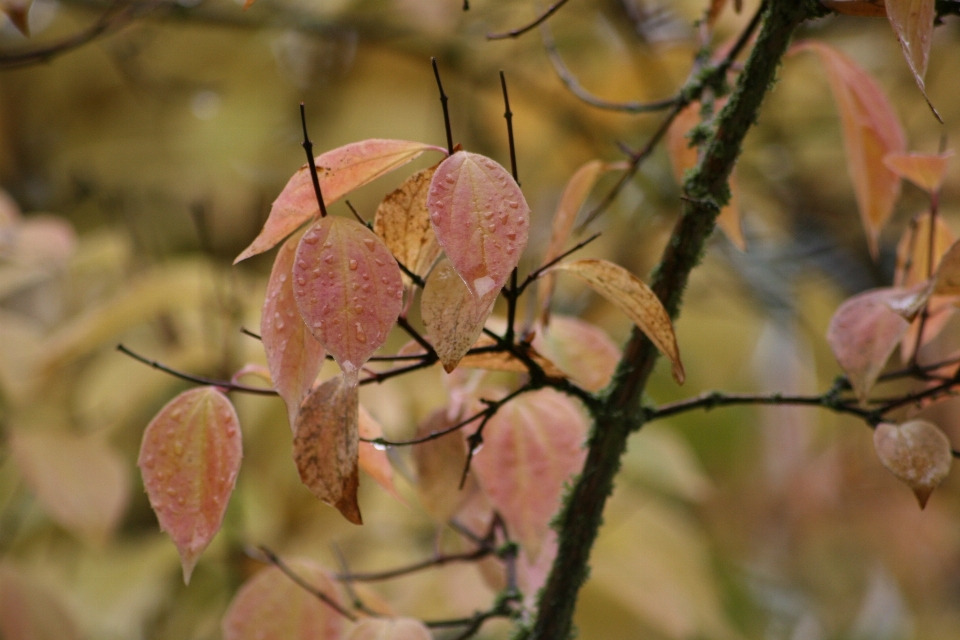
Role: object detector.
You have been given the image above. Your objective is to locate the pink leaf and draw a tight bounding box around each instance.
[427,151,530,299]
[358,404,402,502]
[139,387,243,583]
[346,617,432,640]
[235,140,446,263]
[262,228,326,430]
[0,565,81,640]
[293,216,404,386]
[532,315,621,391]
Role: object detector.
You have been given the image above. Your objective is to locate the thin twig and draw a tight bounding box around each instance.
[335,546,493,582]
[251,546,358,621]
[344,200,366,225]
[487,0,573,40]
[117,344,278,396]
[299,103,328,218]
[432,58,454,155]
[516,232,601,294]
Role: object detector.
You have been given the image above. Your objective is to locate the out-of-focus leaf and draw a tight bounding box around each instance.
[900,294,954,362]
[874,420,952,508]
[895,212,954,288]
[792,41,906,258]
[235,140,446,262]
[0,564,81,640]
[826,288,911,403]
[293,217,403,386]
[931,239,960,295]
[456,334,565,378]
[10,429,129,545]
[821,0,888,16]
[358,404,402,502]
[221,560,345,640]
[706,0,729,25]
[373,164,442,287]
[411,408,477,523]
[549,259,685,384]
[622,426,712,502]
[421,258,496,373]
[293,374,362,524]
[0,214,76,269]
[884,151,953,193]
[427,151,530,299]
[472,388,587,558]
[138,386,243,583]
[262,228,326,430]
[346,617,432,640]
[885,0,935,100]
[532,315,620,391]
[0,0,30,35]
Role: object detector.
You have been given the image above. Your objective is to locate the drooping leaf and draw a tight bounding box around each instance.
[826,288,911,403]
[427,151,530,299]
[346,617,432,640]
[820,0,888,16]
[10,429,129,545]
[421,258,497,373]
[222,560,345,640]
[373,164,443,287]
[293,375,362,524]
[456,333,566,378]
[548,259,685,384]
[293,216,404,386]
[0,564,81,640]
[874,420,953,508]
[895,212,954,288]
[411,408,479,522]
[885,0,935,99]
[235,140,446,263]
[884,151,953,193]
[138,386,243,583]
[262,228,326,430]
[532,315,621,391]
[792,41,906,258]
[358,404,402,502]
[472,388,587,558]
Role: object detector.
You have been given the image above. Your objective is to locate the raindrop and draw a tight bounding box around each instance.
[297,277,306,286]
[303,233,319,244]
[354,304,364,313]
[349,259,358,270]
[361,284,371,292]
[374,258,385,266]
[297,260,307,269]
[508,201,519,209]
[172,409,183,419]
[313,321,323,329]
[363,238,376,251]
[355,323,367,343]
[373,442,387,451]
[323,253,334,264]
[277,320,285,330]
[323,241,333,249]
[381,276,389,284]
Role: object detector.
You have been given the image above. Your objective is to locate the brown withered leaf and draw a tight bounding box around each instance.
[457,334,566,379]
[874,420,953,508]
[373,164,442,287]
[293,375,362,524]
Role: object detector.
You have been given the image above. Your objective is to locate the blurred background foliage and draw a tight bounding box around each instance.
[1,0,960,638]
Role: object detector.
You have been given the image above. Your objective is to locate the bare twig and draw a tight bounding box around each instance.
[117,344,278,396]
[487,0,573,40]
[250,546,358,621]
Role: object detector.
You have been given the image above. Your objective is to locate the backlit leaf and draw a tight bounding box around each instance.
[895,212,954,288]
[0,564,81,640]
[346,617,432,640]
[826,288,911,403]
[293,216,403,386]
[549,259,685,384]
[931,239,960,295]
[421,258,496,373]
[820,0,888,16]
[874,420,952,508]
[358,404,402,501]
[532,315,621,391]
[373,164,442,287]
[222,560,345,640]
[138,386,243,583]
[885,0,935,97]
[235,140,446,263]
[262,228,326,430]
[411,408,478,523]
[293,375,362,524]
[900,294,954,362]
[456,333,566,379]
[792,41,906,258]
[427,151,530,299]
[884,151,953,193]
[472,388,588,558]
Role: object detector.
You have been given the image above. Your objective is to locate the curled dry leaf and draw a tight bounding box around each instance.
[884,151,953,193]
[826,288,910,403]
[411,408,478,523]
[874,420,953,508]
[549,259,684,384]
[820,0,888,16]
[262,228,326,430]
[895,211,954,288]
[293,375,362,524]
[792,41,906,259]
[235,140,446,263]
[373,164,443,287]
[472,388,588,558]
[358,404,402,502]
[222,560,345,640]
[427,151,530,300]
[347,617,432,640]
[138,387,243,583]
[532,315,621,391]
[293,217,404,386]
[421,258,496,373]
[457,333,566,379]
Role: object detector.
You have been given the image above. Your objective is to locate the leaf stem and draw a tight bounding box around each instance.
[116,344,279,396]
[432,58,454,156]
[487,0,572,40]
[299,102,328,218]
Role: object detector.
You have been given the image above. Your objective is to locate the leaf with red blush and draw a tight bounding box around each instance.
[138,386,243,583]
[358,404,402,502]
[0,565,81,640]
[456,333,565,378]
[427,152,530,300]
[532,315,621,391]
[885,0,937,112]
[235,140,446,263]
[884,151,953,193]
[293,217,404,386]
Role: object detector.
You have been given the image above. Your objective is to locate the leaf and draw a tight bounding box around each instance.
[457,333,566,379]
[874,420,952,508]
[472,388,588,558]
[293,216,404,386]
[895,212,954,288]
[820,0,888,16]
[0,564,81,640]
[931,238,960,295]
[235,140,446,263]
[138,386,243,583]
[900,294,954,362]
[10,430,129,545]
[532,315,621,392]
[293,375,362,524]
[826,288,911,403]
[421,258,497,373]
[427,151,530,299]
[792,41,906,258]
[0,0,30,36]
[358,404,402,502]
[373,164,443,287]
[884,151,953,193]
[346,617,432,640]
[262,228,327,430]
[548,259,684,384]
[411,408,478,523]
[706,0,729,25]
[222,560,345,640]
[885,0,936,100]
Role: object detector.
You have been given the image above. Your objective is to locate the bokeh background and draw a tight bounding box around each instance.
[2,0,960,638]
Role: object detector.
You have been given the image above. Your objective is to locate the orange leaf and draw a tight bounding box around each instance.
[411,408,478,523]
[472,389,587,558]
[820,0,888,16]
[885,0,935,96]
[549,259,684,384]
[262,228,326,430]
[346,617,432,640]
[0,564,81,640]
[358,404,402,502]
[792,41,906,258]
[293,217,403,386]
[884,151,953,193]
[235,140,446,263]
[427,151,530,300]
[138,387,243,583]
[532,315,621,391]
[895,211,954,287]
[874,420,952,508]
[931,238,960,295]
[900,294,954,362]
[222,560,345,640]
[293,375,362,524]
